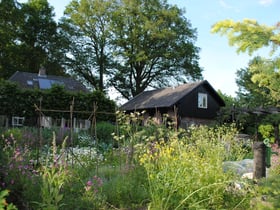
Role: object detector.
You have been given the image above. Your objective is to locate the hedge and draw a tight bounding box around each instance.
[0,79,116,125]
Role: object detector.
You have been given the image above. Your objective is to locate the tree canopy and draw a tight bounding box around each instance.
[211,19,280,103]
[0,0,21,78]
[1,0,202,100]
[0,0,65,79]
[61,0,116,92]
[62,0,202,99]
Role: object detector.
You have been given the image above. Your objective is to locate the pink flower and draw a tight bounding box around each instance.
[87,180,93,186]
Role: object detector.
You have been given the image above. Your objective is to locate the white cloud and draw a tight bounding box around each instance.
[259,0,274,6]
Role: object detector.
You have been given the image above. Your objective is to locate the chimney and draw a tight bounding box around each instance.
[38,66,47,77]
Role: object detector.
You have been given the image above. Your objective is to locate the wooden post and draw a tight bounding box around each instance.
[92,102,98,175]
[39,97,43,149]
[70,97,74,146]
[253,141,266,179]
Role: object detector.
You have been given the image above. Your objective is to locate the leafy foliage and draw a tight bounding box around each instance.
[62,0,202,99]
[253,175,280,210]
[0,0,65,79]
[0,190,17,210]
[33,134,68,210]
[62,0,116,91]
[138,124,253,209]
[0,81,116,124]
[211,19,278,55]
[212,19,280,104]
[109,0,202,99]
[4,112,280,209]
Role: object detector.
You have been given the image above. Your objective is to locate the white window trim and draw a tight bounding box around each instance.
[12,116,25,127]
[198,93,207,109]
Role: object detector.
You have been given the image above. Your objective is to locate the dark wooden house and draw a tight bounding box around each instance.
[121,80,225,128]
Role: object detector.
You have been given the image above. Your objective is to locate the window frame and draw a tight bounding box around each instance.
[198,93,208,109]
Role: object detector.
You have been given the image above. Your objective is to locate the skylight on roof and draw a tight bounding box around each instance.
[38,78,65,89]
[38,78,52,89]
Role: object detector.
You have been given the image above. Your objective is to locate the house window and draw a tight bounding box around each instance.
[198,93,207,109]
[12,116,25,127]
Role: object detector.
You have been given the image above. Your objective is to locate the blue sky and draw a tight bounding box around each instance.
[169,0,280,96]
[19,0,280,97]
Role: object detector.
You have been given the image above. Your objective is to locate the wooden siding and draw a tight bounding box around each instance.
[177,85,221,119]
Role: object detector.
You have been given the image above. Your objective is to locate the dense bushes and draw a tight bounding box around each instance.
[0,80,116,125]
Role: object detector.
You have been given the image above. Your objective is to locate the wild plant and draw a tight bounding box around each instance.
[253,174,280,209]
[0,189,17,210]
[33,132,69,210]
[81,175,105,209]
[269,143,280,176]
[0,132,39,208]
[139,125,254,210]
[113,110,146,170]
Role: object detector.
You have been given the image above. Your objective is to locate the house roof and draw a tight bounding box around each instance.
[121,80,225,111]
[9,71,89,92]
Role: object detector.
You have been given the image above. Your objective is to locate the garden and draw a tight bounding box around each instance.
[1,111,280,210]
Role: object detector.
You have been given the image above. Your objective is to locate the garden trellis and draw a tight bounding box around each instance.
[33,97,116,174]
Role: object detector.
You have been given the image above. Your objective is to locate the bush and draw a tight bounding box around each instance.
[95,121,116,148]
[1,114,260,209]
[0,81,116,125]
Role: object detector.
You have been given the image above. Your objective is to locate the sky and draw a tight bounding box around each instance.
[19,0,280,97]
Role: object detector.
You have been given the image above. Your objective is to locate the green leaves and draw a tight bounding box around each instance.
[212,18,280,124]
[211,19,276,55]
[63,0,202,99]
[109,0,202,99]
[139,124,252,209]
[0,189,18,210]
[0,81,116,123]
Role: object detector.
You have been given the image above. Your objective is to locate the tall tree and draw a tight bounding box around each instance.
[0,0,65,79]
[62,0,202,98]
[62,0,115,92]
[19,0,64,75]
[235,57,274,107]
[211,19,280,102]
[212,19,280,141]
[110,0,202,99]
[0,0,21,78]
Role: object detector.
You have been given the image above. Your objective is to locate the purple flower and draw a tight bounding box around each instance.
[87,180,93,186]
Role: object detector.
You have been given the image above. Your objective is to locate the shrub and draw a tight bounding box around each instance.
[258,124,275,142]
[95,121,116,147]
